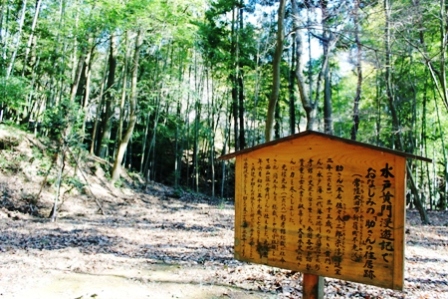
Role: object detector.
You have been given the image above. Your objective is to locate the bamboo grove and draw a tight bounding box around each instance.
[1,0,447,218]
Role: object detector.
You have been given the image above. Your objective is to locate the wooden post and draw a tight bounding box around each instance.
[303,273,324,299]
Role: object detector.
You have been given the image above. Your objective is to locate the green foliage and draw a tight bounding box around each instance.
[65,176,85,192]
[113,178,124,188]
[1,0,448,211]
[41,98,84,143]
[0,76,30,119]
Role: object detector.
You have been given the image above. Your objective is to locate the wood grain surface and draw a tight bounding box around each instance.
[234,133,405,290]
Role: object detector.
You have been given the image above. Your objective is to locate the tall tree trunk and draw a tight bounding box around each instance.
[421,81,433,209]
[238,75,245,149]
[193,100,201,192]
[143,98,161,183]
[350,0,363,141]
[221,94,232,198]
[0,0,6,45]
[207,68,216,198]
[292,0,316,131]
[141,53,161,176]
[265,0,286,142]
[384,0,400,149]
[90,65,108,154]
[321,0,333,135]
[174,99,181,188]
[231,75,239,149]
[45,0,66,118]
[6,0,28,79]
[238,7,246,149]
[322,61,332,134]
[231,6,239,150]
[288,37,296,135]
[80,41,95,143]
[97,34,117,158]
[50,144,67,222]
[69,50,85,103]
[433,74,448,210]
[274,99,281,139]
[22,0,42,77]
[116,32,130,147]
[111,29,142,182]
[438,0,448,111]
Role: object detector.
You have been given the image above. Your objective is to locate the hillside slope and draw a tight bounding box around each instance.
[0,124,146,220]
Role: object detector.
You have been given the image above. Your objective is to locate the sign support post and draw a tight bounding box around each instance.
[303,274,324,299]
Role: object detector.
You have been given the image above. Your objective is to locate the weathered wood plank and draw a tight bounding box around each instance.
[233,133,405,290]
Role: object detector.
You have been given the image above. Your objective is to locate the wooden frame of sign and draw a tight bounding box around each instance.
[220,131,431,296]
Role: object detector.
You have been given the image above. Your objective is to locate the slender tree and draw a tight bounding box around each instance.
[265,0,286,142]
[111,29,143,182]
[350,0,363,140]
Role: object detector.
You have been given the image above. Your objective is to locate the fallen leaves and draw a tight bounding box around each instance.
[0,196,447,298]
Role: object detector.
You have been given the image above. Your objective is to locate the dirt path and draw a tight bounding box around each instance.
[0,194,275,299]
[1,193,448,299]
[5,255,265,299]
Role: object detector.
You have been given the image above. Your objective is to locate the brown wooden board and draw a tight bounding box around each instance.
[233,132,405,290]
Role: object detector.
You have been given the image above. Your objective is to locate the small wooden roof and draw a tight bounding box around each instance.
[219,130,431,162]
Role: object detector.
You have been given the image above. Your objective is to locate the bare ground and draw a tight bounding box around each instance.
[1,189,448,299]
[0,125,448,298]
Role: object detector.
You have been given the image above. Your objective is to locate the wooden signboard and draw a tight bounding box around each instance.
[220,131,421,291]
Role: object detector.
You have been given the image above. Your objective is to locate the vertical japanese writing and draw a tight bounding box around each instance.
[298,159,305,224]
[314,159,324,271]
[258,158,270,258]
[379,163,395,265]
[363,167,377,279]
[256,159,265,258]
[242,158,249,257]
[249,162,256,258]
[289,159,297,226]
[334,164,345,276]
[264,159,271,244]
[271,159,279,258]
[324,158,334,271]
[279,164,288,263]
[235,144,403,290]
[305,159,314,271]
[296,158,305,265]
[351,173,364,263]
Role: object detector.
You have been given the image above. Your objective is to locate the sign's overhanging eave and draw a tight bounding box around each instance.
[219,130,431,163]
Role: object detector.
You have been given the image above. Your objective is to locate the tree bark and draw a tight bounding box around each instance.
[350,0,363,141]
[230,7,239,150]
[69,50,85,103]
[238,7,246,149]
[238,75,245,149]
[292,0,316,131]
[80,40,95,143]
[90,65,108,154]
[97,33,117,158]
[288,37,296,135]
[116,32,130,148]
[321,0,333,135]
[6,0,28,79]
[265,0,286,142]
[22,0,42,77]
[111,29,142,182]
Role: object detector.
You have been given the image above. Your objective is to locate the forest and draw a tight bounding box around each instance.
[2,1,448,298]
[1,0,448,219]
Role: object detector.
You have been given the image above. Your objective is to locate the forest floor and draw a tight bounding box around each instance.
[1,125,448,299]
